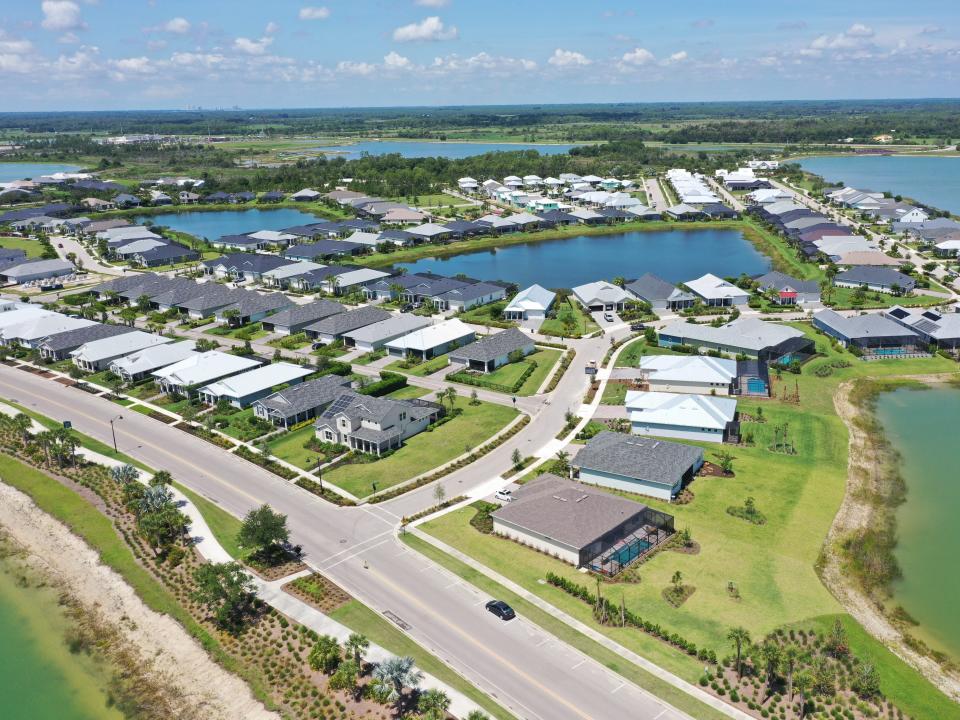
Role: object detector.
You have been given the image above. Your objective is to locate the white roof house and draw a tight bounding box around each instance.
[342,314,432,352]
[504,284,556,319]
[571,281,631,310]
[199,361,313,407]
[109,340,198,381]
[684,274,750,306]
[639,355,737,395]
[344,231,382,247]
[323,267,391,291]
[247,230,297,244]
[114,238,167,256]
[71,331,172,371]
[625,390,737,444]
[385,318,475,357]
[2,314,93,346]
[0,307,54,332]
[98,226,161,242]
[291,188,320,201]
[263,261,327,282]
[152,351,261,390]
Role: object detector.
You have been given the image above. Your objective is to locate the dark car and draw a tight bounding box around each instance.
[630,322,646,331]
[400,303,414,313]
[485,600,515,621]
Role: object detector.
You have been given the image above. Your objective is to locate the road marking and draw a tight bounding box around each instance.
[654,709,669,719]
[319,538,389,571]
[571,658,587,670]
[611,682,625,694]
[444,579,461,589]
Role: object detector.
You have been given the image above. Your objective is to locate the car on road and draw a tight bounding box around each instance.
[485,600,515,621]
[603,313,615,322]
[630,322,646,331]
[494,489,513,503]
[57,243,64,248]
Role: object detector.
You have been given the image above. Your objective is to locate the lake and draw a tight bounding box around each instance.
[398,228,770,288]
[797,155,960,214]
[134,208,323,241]
[0,162,81,182]
[0,558,123,720]
[312,140,582,159]
[876,385,960,659]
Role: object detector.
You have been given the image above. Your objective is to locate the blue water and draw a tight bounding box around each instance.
[399,229,770,288]
[798,155,960,214]
[0,162,81,182]
[313,140,581,159]
[133,208,322,240]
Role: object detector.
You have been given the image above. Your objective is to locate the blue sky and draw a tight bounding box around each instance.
[0,1,958,110]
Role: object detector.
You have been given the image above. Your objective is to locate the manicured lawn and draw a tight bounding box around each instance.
[150,394,193,414]
[600,381,629,405]
[125,381,161,400]
[458,300,515,328]
[615,337,682,368]
[173,482,245,560]
[385,353,450,377]
[417,323,960,718]
[265,425,333,471]
[267,333,310,350]
[453,348,561,396]
[825,286,944,310]
[387,385,431,399]
[324,400,518,498]
[0,236,46,258]
[215,407,273,441]
[204,322,268,340]
[539,298,600,338]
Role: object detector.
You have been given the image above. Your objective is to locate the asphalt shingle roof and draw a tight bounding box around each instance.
[573,431,703,488]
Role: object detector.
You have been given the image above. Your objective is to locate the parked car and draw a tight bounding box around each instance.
[400,303,414,313]
[57,243,64,248]
[630,322,646,331]
[485,600,515,621]
[494,489,513,503]
[603,313,615,322]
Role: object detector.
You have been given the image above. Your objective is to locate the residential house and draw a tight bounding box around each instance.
[834,266,916,294]
[571,281,630,312]
[684,273,750,307]
[657,318,813,363]
[314,391,441,456]
[342,315,432,353]
[252,375,353,428]
[152,351,261,396]
[625,274,695,311]
[754,271,821,305]
[109,340,199,383]
[283,240,365,261]
[304,306,393,345]
[385,318,476,360]
[71,331,172,372]
[813,309,922,356]
[38,323,136,362]
[434,282,506,312]
[448,327,535,373]
[260,300,345,335]
[625,390,738,444]
[291,188,321,201]
[0,259,74,284]
[130,243,199,268]
[504,284,556,322]
[2,314,94,348]
[883,306,960,350]
[638,355,737,395]
[198,362,312,408]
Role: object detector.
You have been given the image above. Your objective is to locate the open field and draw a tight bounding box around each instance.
[0,236,46,258]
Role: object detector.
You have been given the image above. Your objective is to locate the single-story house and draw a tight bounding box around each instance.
[152,351,261,396]
[1,314,94,348]
[754,271,821,305]
[448,327,535,373]
[491,472,676,573]
[320,268,392,295]
[625,390,738,444]
[71,331,173,372]
[214,291,293,326]
[571,281,631,312]
[262,261,327,289]
[130,243,199,268]
[433,282,506,312]
[572,429,703,501]
[202,253,296,283]
[260,300,345,335]
[666,203,705,220]
[884,306,960,350]
[834,267,916,294]
[252,375,353,428]
[198,362,313,408]
[639,355,736,395]
[341,314,432,353]
[109,340,199,383]
[504,284,555,321]
[283,240,365,261]
[812,309,922,356]
[314,391,441,456]
[385,318,476,360]
[291,188,321,201]
[304,306,393,345]
[0,259,75,285]
[625,273,695,311]
[658,318,813,363]
[684,273,750,307]
[38,323,137,362]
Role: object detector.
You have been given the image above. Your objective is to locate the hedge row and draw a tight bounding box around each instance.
[358,371,407,397]
[447,360,536,395]
[307,361,352,379]
[544,349,576,393]
[295,477,356,506]
[400,495,468,524]
[234,445,298,480]
[545,572,717,664]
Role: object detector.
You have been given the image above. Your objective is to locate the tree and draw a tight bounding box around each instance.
[345,632,369,667]
[432,483,446,506]
[328,658,358,694]
[782,643,801,700]
[671,570,683,594]
[138,504,188,554]
[110,463,139,485]
[12,413,33,447]
[237,504,290,564]
[372,656,423,710]
[511,448,523,469]
[466,713,491,720]
[727,627,751,678]
[760,642,782,696]
[851,662,881,699]
[417,688,451,720]
[794,670,813,719]
[825,617,849,657]
[308,634,342,674]
[553,450,570,475]
[150,469,173,487]
[469,388,480,405]
[714,450,734,475]
[191,562,255,631]
[612,276,626,288]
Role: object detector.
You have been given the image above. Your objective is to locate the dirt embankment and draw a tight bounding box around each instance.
[0,482,279,720]
[826,375,960,701]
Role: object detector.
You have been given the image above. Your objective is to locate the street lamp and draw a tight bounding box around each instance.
[315,456,324,493]
[109,415,123,453]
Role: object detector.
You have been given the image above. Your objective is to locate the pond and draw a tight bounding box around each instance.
[0,557,124,720]
[876,385,960,659]
[398,228,770,288]
[310,140,582,159]
[0,162,81,182]
[134,208,323,241]
[797,155,960,214]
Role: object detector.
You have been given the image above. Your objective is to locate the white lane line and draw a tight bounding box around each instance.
[610,682,625,694]
[653,709,669,719]
[444,580,461,589]
[318,538,389,571]
[571,658,587,670]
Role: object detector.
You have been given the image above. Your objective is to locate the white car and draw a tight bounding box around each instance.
[494,489,513,503]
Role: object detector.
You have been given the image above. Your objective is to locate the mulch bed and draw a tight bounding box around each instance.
[674,487,695,505]
[247,557,307,582]
[54,377,76,386]
[282,572,351,614]
[18,365,45,374]
[1,359,18,366]
[39,371,56,378]
[697,461,734,478]
[71,383,101,395]
[662,585,696,608]
[147,411,177,424]
[670,540,701,555]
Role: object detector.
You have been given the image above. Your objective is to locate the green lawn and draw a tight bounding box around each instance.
[213,408,272,441]
[387,385,431,400]
[324,400,518,498]
[458,301,515,328]
[417,323,960,718]
[615,337,684,368]
[265,425,334,471]
[150,394,192,414]
[266,333,310,350]
[173,482,245,560]
[463,348,561,396]
[0,236,46,258]
[600,382,629,405]
[825,286,944,310]
[329,599,516,720]
[385,353,450,377]
[539,299,600,338]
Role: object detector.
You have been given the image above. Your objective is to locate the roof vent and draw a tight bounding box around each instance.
[552,495,567,502]
[575,495,589,503]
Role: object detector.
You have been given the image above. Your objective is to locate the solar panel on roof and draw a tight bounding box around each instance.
[325,394,354,415]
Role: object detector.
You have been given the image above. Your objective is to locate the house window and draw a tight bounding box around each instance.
[399,412,406,421]
[324,431,333,440]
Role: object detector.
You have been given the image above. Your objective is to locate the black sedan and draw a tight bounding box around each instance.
[485,600,516,621]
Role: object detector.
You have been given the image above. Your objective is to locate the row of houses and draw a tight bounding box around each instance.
[462,173,631,196]
[94,223,200,267]
[825,186,929,225]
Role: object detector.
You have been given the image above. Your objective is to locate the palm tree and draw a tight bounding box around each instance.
[760,641,782,697]
[794,670,813,719]
[372,656,423,710]
[13,413,33,448]
[137,484,174,518]
[727,626,752,678]
[110,464,140,485]
[417,688,451,720]
[553,450,571,475]
[782,643,801,700]
[345,633,369,667]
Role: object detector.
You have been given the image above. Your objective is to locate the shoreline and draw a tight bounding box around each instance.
[826,374,960,701]
[0,481,279,720]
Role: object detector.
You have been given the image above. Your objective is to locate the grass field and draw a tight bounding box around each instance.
[416,322,960,720]
[539,298,599,338]
[614,337,679,368]
[452,348,561,396]
[323,400,518,498]
[386,385,431,399]
[385,353,450,377]
[0,236,46,258]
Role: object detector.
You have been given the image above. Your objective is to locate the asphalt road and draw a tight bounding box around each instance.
[0,357,693,720]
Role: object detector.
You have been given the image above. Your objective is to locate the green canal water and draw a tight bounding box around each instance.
[0,559,124,720]
[876,385,960,659]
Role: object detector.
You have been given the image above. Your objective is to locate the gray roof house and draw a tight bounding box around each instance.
[38,323,137,361]
[214,291,293,325]
[448,328,536,373]
[625,273,695,310]
[812,309,922,356]
[491,473,675,572]
[177,286,245,318]
[260,300,345,335]
[71,331,173,372]
[834,266,916,294]
[341,314,432,353]
[0,259,74,284]
[252,375,353,428]
[572,430,704,501]
[884,306,960,349]
[754,271,821,305]
[433,282,507,311]
[658,318,814,362]
[571,281,631,311]
[303,306,393,345]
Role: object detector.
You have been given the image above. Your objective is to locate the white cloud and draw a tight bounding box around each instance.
[392,16,458,42]
[234,36,273,55]
[811,23,875,50]
[147,39,167,51]
[299,6,330,20]
[170,52,224,69]
[847,23,874,38]
[41,1,85,32]
[265,21,280,35]
[620,47,655,66]
[548,48,591,67]
[415,0,449,6]
[0,35,34,55]
[163,17,191,34]
[108,56,155,80]
[664,50,688,64]
[0,33,35,73]
[336,60,376,76]
[383,51,411,69]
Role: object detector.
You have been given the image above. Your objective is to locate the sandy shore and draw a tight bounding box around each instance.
[0,482,279,720]
[826,375,960,701]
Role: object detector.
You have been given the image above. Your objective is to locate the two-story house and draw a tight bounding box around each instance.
[314,391,441,456]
